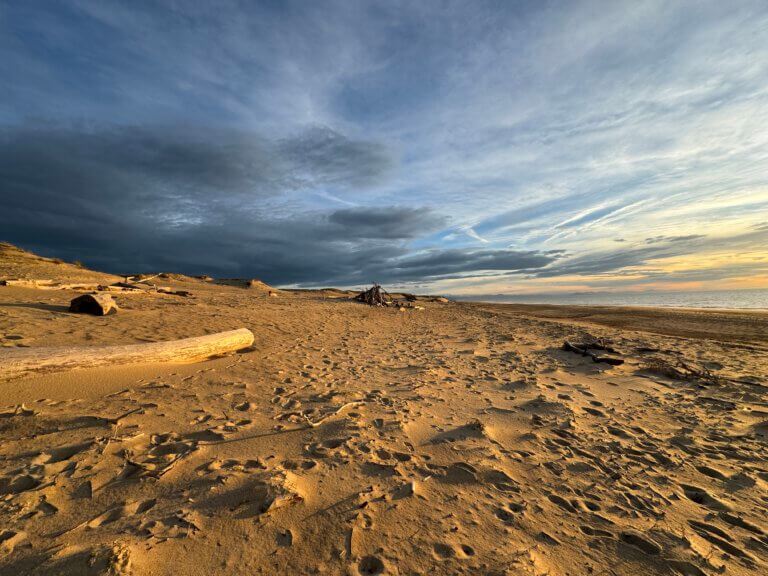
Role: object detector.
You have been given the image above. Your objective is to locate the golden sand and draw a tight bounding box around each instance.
[1,245,766,575]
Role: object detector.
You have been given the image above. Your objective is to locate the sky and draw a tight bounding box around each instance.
[2,0,768,295]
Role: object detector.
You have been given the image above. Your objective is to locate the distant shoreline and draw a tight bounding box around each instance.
[457,299,768,312]
[463,300,768,345]
[451,288,768,311]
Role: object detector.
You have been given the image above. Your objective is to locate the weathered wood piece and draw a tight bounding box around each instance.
[156,287,192,297]
[69,293,119,315]
[563,340,624,366]
[1,279,57,288]
[0,328,254,381]
[109,281,149,291]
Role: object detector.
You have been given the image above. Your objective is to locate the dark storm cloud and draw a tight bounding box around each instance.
[279,127,393,189]
[0,123,557,285]
[328,207,447,239]
[1,124,389,201]
[0,124,386,279]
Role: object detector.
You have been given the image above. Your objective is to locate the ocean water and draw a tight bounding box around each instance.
[455,289,768,310]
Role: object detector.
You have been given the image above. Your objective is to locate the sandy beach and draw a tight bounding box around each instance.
[1,244,767,576]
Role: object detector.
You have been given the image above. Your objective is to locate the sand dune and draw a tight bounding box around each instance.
[1,249,767,575]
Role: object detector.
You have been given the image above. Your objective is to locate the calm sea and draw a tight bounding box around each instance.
[454,289,768,310]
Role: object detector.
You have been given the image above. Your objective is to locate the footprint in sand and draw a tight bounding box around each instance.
[435,462,478,484]
[688,520,756,562]
[717,512,764,535]
[204,458,267,475]
[356,555,386,575]
[306,437,350,458]
[432,542,456,559]
[87,499,157,528]
[114,434,202,481]
[484,469,519,493]
[140,510,200,539]
[580,525,613,538]
[1,334,32,348]
[0,474,41,495]
[695,464,729,482]
[276,529,293,547]
[619,530,662,555]
[282,458,318,471]
[495,501,526,524]
[22,497,58,519]
[547,493,578,513]
[680,484,731,510]
[0,529,29,554]
[32,440,94,464]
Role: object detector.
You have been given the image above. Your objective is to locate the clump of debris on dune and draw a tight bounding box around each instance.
[354,284,392,307]
[352,284,445,311]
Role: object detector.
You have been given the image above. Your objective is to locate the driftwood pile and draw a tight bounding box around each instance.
[562,337,624,366]
[353,285,436,310]
[354,284,393,307]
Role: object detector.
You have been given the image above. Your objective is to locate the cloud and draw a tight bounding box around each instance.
[0,123,409,283]
[644,234,706,244]
[533,245,674,278]
[0,124,551,287]
[279,126,393,189]
[555,204,628,229]
[535,229,767,279]
[385,249,559,282]
[328,206,446,239]
[0,123,396,232]
[2,123,390,197]
[474,196,575,235]
[1,2,767,292]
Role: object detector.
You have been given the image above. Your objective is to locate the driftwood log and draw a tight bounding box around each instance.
[0,328,254,381]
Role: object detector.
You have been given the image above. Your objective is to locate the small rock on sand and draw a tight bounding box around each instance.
[69,293,119,315]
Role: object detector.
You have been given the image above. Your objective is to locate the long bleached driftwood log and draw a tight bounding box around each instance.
[0,328,254,381]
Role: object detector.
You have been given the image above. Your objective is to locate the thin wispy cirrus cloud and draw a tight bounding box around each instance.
[1,0,767,294]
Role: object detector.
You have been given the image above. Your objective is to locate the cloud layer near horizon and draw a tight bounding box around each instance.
[2,1,768,292]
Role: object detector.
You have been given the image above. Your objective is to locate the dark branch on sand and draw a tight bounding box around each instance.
[563,340,625,366]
